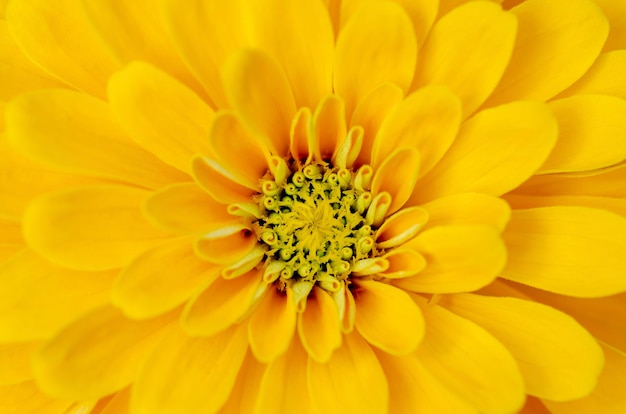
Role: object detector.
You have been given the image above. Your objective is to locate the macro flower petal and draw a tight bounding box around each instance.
[413,101,557,203]
[23,185,169,271]
[504,194,626,218]
[32,306,174,400]
[538,95,626,173]
[0,250,115,342]
[221,49,295,156]
[502,206,626,297]
[143,183,236,235]
[559,50,626,99]
[371,147,420,214]
[353,279,424,355]
[308,331,388,414]
[219,351,265,414]
[443,294,604,401]
[182,270,266,337]
[5,0,119,98]
[334,0,416,116]
[5,89,187,189]
[412,1,517,118]
[0,217,22,261]
[0,342,39,385]
[131,324,248,414]
[396,225,507,293]
[193,225,257,265]
[485,0,609,106]
[297,286,342,363]
[415,298,525,414]
[191,155,254,204]
[107,61,214,174]
[0,380,73,414]
[421,192,511,232]
[594,0,626,52]
[112,238,219,319]
[313,95,346,161]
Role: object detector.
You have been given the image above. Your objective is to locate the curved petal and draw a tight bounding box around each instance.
[5,0,119,98]
[372,85,461,175]
[6,89,187,189]
[485,0,609,106]
[297,286,342,363]
[218,350,265,414]
[23,185,169,271]
[0,380,73,413]
[131,324,248,414]
[412,1,517,118]
[413,101,557,203]
[221,49,295,156]
[421,193,511,232]
[32,306,173,400]
[376,206,429,249]
[371,147,420,214]
[594,0,626,52]
[501,206,626,297]
[379,249,427,279]
[181,270,266,337]
[248,288,297,363]
[0,250,115,342]
[193,226,257,265]
[0,342,40,385]
[334,0,416,117]
[208,112,269,189]
[539,95,626,173]
[397,225,507,293]
[353,280,424,355]
[312,95,346,161]
[443,294,604,401]
[558,50,626,100]
[504,194,626,219]
[415,298,525,414]
[308,331,388,414]
[191,155,254,205]
[107,61,214,174]
[143,182,236,235]
[112,238,219,319]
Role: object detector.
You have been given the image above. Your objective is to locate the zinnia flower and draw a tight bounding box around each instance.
[1,0,626,412]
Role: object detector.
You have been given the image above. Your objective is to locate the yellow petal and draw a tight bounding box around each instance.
[422,192,511,232]
[81,0,202,95]
[539,95,626,173]
[23,185,169,271]
[131,324,248,414]
[193,225,257,265]
[502,206,626,297]
[143,183,235,235]
[99,388,131,414]
[397,225,507,293]
[380,248,427,279]
[558,51,626,99]
[6,89,187,189]
[182,270,266,337]
[413,101,557,203]
[113,238,219,319]
[0,20,66,101]
[375,206,429,249]
[313,95,346,161]
[255,338,314,414]
[207,112,269,189]
[308,331,388,414]
[334,0,416,117]
[353,280,424,355]
[245,0,334,110]
[0,380,73,414]
[371,147,420,214]
[107,61,213,174]
[543,344,626,413]
[415,298,525,414]
[504,194,626,218]
[443,294,604,401]
[412,1,517,118]
[33,306,173,400]
[289,107,314,163]
[5,0,119,98]
[375,350,479,414]
[0,217,23,261]
[218,350,265,414]
[248,288,297,363]
[221,49,295,156]
[372,85,461,175]
[350,83,404,167]
[190,155,254,205]
[0,250,115,342]
[485,0,609,105]
[298,286,342,363]
[0,342,40,385]
[594,0,626,52]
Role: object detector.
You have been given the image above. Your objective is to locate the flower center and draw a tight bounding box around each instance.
[253,161,379,295]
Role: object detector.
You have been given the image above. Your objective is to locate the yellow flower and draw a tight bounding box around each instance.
[1,0,626,413]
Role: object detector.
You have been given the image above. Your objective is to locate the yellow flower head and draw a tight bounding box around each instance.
[1,0,626,413]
